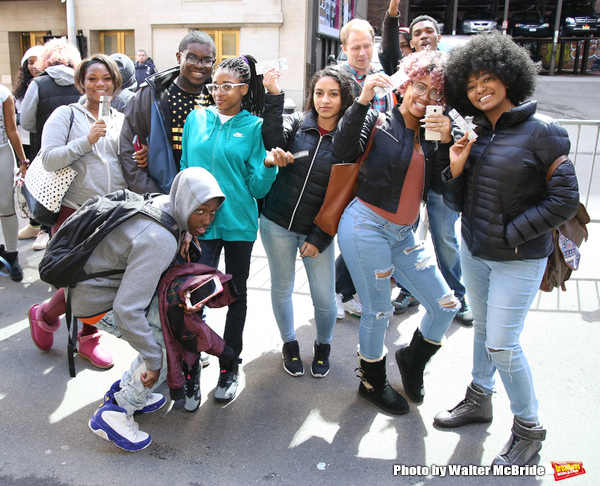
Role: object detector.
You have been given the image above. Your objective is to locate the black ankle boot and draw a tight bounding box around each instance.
[2,249,23,282]
[434,382,493,428]
[492,416,546,466]
[357,351,409,415]
[395,328,441,403]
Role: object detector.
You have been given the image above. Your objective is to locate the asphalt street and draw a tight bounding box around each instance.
[0,73,598,486]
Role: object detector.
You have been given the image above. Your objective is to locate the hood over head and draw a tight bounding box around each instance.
[169,167,225,232]
[110,53,137,91]
[21,45,44,67]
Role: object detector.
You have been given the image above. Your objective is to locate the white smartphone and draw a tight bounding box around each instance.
[424,105,443,141]
[184,276,223,308]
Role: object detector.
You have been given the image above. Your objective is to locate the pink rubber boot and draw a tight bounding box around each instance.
[77,330,114,369]
[28,304,61,351]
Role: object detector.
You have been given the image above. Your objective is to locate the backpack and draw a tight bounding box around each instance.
[39,189,179,376]
[540,156,590,292]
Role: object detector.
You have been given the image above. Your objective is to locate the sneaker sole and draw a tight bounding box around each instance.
[88,417,152,452]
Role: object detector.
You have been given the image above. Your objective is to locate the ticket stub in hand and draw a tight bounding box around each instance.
[448,109,478,141]
[374,69,410,99]
[256,58,289,75]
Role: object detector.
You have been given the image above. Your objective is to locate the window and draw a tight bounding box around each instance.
[20,32,47,53]
[99,31,135,58]
[203,29,239,64]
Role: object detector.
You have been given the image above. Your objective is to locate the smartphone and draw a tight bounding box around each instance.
[133,135,143,152]
[188,240,202,262]
[424,105,442,141]
[99,96,111,124]
[184,276,223,308]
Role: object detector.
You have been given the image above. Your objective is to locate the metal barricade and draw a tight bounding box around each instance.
[556,119,599,221]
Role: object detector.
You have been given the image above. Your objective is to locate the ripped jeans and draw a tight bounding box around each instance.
[461,244,546,422]
[338,199,458,360]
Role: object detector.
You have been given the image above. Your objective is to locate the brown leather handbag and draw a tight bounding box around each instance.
[314,115,384,236]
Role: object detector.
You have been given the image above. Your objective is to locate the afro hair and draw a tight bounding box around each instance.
[444,32,540,117]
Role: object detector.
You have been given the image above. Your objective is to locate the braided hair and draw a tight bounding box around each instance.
[217,55,264,116]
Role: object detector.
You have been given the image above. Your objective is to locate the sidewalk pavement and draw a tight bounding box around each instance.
[0,218,598,486]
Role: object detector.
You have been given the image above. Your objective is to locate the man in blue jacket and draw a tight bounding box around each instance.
[120,31,216,195]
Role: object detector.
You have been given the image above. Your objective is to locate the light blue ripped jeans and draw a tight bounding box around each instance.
[338,198,459,360]
[95,293,168,415]
[461,244,546,422]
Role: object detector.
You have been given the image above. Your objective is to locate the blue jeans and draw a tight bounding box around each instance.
[338,199,459,360]
[260,216,336,344]
[427,190,465,301]
[461,244,547,422]
[96,295,168,416]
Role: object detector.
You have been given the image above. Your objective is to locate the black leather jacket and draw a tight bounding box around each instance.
[333,100,450,212]
[442,101,579,261]
[261,93,344,252]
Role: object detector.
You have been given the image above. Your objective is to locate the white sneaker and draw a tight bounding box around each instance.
[89,401,152,452]
[343,297,362,318]
[32,230,49,251]
[18,223,41,240]
[335,293,345,319]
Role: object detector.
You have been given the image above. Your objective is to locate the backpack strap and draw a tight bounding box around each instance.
[65,289,78,377]
[546,155,569,183]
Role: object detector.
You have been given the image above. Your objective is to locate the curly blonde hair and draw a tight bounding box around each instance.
[36,37,81,71]
[397,50,447,106]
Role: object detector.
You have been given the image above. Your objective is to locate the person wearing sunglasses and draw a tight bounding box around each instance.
[120,31,217,195]
[334,50,461,416]
[180,55,293,402]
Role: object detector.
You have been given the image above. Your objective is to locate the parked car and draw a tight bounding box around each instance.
[336,36,382,72]
[508,12,551,37]
[548,4,600,36]
[459,12,498,34]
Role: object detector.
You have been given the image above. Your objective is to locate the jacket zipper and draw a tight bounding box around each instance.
[287,134,326,230]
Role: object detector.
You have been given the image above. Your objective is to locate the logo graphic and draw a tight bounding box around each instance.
[551,462,586,481]
[233,132,244,138]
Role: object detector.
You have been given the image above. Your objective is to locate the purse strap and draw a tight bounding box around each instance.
[355,112,385,166]
[546,155,569,184]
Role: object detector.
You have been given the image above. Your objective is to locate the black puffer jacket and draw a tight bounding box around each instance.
[442,101,579,261]
[261,93,345,252]
[333,100,450,212]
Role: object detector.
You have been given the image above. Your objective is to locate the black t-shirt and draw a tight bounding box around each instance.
[166,83,211,168]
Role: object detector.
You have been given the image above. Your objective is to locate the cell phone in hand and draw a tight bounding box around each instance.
[133,135,142,152]
[184,276,223,308]
[188,240,202,262]
[424,105,442,141]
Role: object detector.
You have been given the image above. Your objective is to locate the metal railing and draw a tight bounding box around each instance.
[555,119,599,220]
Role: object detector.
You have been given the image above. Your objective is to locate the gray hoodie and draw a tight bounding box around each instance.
[40,102,127,209]
[70,167,225,371]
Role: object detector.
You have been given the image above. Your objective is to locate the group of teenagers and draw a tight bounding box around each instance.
[2,7,579,465]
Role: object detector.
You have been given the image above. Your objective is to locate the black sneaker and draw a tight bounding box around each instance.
[214,362,239,401]
[183,358,201,412]
[311,341,331,378]
[392,290,420,314]
[455,298,474,326]
[282,340,304,377]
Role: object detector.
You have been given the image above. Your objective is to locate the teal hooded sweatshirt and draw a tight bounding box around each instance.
[180,106,277,242]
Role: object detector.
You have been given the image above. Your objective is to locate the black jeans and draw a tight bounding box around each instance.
[198,239,254,363]
[335,254,356,302]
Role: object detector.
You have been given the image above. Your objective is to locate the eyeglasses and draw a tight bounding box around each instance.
[181,53,216,67]
[411,83,443,102]
[205,83,246,94]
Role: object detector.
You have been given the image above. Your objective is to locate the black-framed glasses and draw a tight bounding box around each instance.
[411,82,443,101]
[181,53,216,67]
[205,83,246,94]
